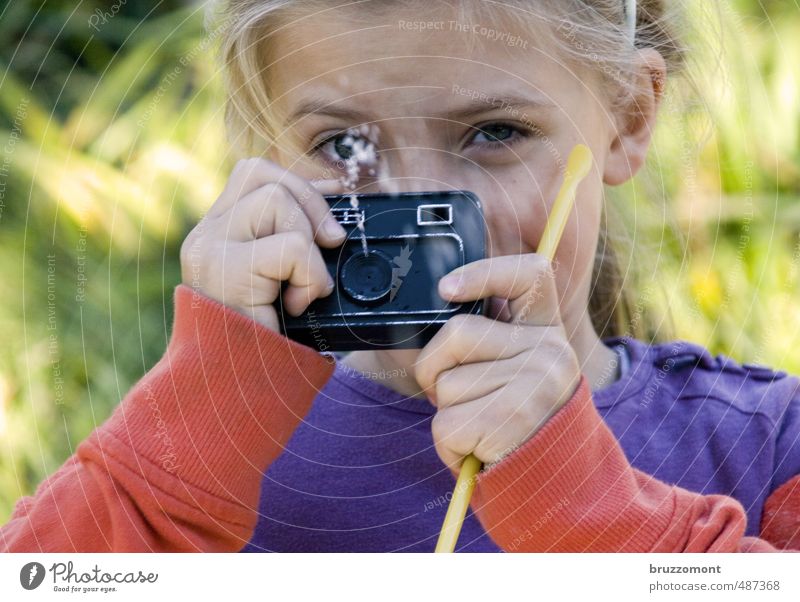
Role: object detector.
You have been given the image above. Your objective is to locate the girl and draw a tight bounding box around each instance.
[3,0,799,552]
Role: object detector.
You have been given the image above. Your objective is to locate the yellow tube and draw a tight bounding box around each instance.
[434,454,482,553]
[433,143,594,553]
[537,144,593,261]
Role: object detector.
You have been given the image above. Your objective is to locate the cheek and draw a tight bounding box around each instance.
[553,178,603,302]
[476,164,564,257]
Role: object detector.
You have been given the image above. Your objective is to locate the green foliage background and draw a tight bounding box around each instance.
[1,0,799,521]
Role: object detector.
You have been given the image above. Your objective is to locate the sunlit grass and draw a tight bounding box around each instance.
[0,6,227,519]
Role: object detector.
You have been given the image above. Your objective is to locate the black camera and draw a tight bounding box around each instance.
[277,190,488,351]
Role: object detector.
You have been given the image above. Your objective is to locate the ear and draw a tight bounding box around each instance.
[602,49,667,186]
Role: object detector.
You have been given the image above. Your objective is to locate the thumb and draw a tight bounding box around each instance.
[438,253,561,326]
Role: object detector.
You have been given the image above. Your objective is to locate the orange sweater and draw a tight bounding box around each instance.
[2,284,798,552]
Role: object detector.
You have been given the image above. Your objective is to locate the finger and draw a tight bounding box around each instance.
[414,314,529,399]
[208,158,347,246]
[433,393,547,468]
[207,158,273,218]
[284,178,349,248]
[233,302,279,331]
[437,254,560,326]
[282,273,336,317]
[217,268,281,308]
[249,231,334,316]
[221,183,314,243]
[309,178,346,196]
[433,359,519,410]
[431,402,485,470]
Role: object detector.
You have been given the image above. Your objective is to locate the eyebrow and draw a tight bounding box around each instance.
[446,94,557,121]
[284,99,367,126]
[284,91,556,126]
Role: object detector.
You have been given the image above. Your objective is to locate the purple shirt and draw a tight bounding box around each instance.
[242,336,800,552]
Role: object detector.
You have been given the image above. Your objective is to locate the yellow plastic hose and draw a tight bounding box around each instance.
[434,144,594,553]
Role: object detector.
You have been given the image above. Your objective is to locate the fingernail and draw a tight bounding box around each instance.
[439,276,461,297]
[326,273,335,291]
[324,218,347,240]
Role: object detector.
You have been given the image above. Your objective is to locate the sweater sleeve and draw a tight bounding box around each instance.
[0,284,335,552]
[471,375,800,552]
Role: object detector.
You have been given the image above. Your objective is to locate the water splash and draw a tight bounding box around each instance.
[339,124,382,256]
[349,194,369,256]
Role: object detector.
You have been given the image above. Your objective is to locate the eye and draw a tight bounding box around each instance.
[313,130,377,165]
[474,123,515,143]
[313,132,352,162]
[466,122,532,149]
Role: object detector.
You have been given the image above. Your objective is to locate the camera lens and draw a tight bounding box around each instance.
[340,249,394,304]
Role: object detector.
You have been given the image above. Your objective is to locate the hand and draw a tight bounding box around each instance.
[414,253,582,469]
[180,158,347,332]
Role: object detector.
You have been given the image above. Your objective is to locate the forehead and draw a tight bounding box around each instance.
[266,4,590,120]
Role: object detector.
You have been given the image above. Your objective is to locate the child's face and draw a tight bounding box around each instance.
[268,6,621,326]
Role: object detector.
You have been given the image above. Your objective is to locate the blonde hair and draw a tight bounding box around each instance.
[207,0,691,342]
